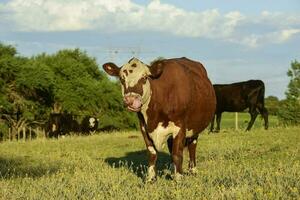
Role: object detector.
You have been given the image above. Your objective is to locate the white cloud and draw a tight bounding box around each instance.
[277,29,300,42]
[0,0,244,37]
[230,28,300,47]
[1,0,300,47]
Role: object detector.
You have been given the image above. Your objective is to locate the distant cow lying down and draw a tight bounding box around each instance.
[46,113,80,138]
[81,116,99,134]
[210,80,268,132]
[103,57,216,182]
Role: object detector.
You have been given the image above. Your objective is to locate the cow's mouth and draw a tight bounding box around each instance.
[124,95,142,112]
[126,98,142,112]
[127,105,141,112]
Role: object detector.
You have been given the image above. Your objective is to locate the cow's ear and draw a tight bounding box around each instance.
[149,61,164,79]
[103,62,120,77]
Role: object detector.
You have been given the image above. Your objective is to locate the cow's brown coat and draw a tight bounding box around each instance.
[103,57,216,181]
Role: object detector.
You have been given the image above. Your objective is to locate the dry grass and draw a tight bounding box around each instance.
[0,127,299,199]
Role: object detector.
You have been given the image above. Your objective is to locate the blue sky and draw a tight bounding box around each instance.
[1,0,300,99]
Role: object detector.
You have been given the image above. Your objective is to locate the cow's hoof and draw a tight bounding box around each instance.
[145,176,157,183]
[145,166,156,183]
[173,173,183,182]
[188,167,198,175]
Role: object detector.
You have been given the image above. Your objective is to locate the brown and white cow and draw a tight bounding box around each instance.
[103,57,216,182]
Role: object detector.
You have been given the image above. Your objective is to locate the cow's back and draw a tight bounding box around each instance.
[214,80,265,112]
[148,58,216,134]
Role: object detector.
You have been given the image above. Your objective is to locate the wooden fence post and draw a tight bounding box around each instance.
[23,127,26,141]
[29,127,32,140]
[36,127,39,138]
[8,128,11,141]
[42,128,46,138]
[17,128,20,141]
[235,112,239,130]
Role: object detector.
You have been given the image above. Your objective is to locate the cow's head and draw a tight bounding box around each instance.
[89,117,96,128]
[103,58,163,112]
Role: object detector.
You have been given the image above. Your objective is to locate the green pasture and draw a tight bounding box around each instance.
[0,126,299,199]
[212,112,279,131]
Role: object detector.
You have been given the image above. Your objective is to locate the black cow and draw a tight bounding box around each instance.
[80,116,99,134]
[210,80,268,132]
[46,113,80,138]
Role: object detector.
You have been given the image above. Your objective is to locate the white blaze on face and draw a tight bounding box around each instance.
[119,58,152,116]
[119,58,151,88]
[89,117,96,128]
[149,122,180,151]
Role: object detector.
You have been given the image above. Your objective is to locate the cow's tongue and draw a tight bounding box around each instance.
[130,99,142,110]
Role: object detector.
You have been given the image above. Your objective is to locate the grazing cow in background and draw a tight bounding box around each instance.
[103,57,216,182]
[46,113,80,138]
[210,80,268,132]
[81,116,99,134]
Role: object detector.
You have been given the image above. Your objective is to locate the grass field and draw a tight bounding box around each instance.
[211,112,279,131]
[0,122,299,199]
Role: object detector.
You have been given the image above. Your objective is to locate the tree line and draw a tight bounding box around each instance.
[0,43,138,140]
[0,42,299,140]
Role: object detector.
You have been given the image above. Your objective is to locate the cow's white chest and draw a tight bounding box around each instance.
[149,122,180,151]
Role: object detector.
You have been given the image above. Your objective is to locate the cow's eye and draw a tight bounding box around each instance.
[140,76,147,83]
[119,78,125,84]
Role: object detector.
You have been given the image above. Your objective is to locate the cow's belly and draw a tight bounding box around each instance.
[185,106,215,134]
[148,122,195,151]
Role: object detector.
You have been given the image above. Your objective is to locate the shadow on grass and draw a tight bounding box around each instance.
[105,150,171,179]
[0,157,60,179]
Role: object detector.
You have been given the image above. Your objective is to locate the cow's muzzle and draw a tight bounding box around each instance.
[123,93,142,112]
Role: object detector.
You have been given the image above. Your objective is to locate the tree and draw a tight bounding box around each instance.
[0,43,138,140]
[278,60,300,125]
[0,43,20,113]
[17,48,138,130]
[0,43,30,139]
[265,96,280,115]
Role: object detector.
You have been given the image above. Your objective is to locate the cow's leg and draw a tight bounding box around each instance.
[258,106,269,130]
[262,107,269,130]
[246,108,258,131]
[215,113,222,132]
[142,127,157,183]
[146,145,157,183]
[209,114,215,133]
[167,137,175,168]
[55,131,59,138]
[172,128,185,181]
[187,137,198,174]
[137,113,157,183]
[167,136,173,154]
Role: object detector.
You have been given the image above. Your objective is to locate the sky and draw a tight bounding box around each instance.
[0,0,300,99]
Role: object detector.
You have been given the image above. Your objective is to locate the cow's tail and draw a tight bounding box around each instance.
[258,81,266,109]
[259,81,268,112]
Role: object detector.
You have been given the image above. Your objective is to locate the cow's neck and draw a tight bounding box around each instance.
[140,80,152,124]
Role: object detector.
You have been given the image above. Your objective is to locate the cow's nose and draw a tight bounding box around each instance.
[123,94,142,111]
[123,95,132,106]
